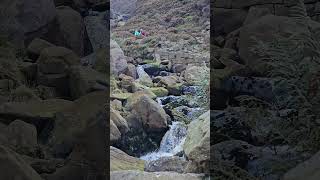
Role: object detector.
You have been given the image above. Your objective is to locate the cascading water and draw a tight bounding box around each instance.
[138,65,204,162]
[140,121,187,162]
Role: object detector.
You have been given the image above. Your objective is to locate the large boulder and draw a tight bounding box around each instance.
[110,146,145,171]
[0,145,43,180]
[126,93,168,132]
[47,6,93,57]
[110,170,204,180]
[110,39,128,75]
[0,0,56,47]
[183,111,210,173]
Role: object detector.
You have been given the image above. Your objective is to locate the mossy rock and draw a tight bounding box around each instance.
[167,83,183,96]
[149,87,168,97]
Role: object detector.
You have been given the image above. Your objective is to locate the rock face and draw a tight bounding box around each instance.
[110,146,145,171]
[0,145,43,180]
[110,170,204,180]
[183,111,210,173]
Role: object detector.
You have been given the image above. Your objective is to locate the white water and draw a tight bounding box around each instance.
[140,121,187,162]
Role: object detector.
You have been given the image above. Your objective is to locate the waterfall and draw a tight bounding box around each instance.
[140,122,187,162]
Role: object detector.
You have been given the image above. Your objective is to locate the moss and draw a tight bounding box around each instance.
[149,87,169,97]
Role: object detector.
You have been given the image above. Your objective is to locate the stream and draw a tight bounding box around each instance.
[137,66,204,162]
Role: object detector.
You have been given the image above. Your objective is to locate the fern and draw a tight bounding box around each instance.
[250,31,320,152]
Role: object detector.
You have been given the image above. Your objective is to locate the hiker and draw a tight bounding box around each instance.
[134,29,141,37]
[140,29,146,36]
